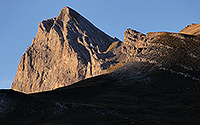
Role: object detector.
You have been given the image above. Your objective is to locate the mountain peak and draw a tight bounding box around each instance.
[12,7,115,93]
[37,7,82,34]
[60,6,72,13]
[58,6,80,19]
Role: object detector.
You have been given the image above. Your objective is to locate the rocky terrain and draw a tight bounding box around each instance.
[108,29,200,83]
[1,6,199,124]
[12,7,200,94]
[12,7,117,93]
[180,23,200,35]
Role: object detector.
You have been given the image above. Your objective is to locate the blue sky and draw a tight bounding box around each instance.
[0,0,199,89]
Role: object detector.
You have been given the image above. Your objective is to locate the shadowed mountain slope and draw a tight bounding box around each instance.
[1,62,200,124]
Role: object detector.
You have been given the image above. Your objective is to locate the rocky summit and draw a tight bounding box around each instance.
[12,7,117,93]
[12,7,200,94]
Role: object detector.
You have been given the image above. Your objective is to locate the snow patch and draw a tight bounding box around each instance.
[178,64,194,71]
[55,102,68,110]
[159,67,200,82]
[93,108,119,116]
[189,53,197,58]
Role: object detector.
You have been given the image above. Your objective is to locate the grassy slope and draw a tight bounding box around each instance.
[1,64,199,124]
[1,67,200,124]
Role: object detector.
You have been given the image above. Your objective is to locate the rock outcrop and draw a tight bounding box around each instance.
[12,7,117,93]
[180,23,200,35]
[109,29,200,82]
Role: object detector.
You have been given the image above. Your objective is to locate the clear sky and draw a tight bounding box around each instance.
[0,0,199,89]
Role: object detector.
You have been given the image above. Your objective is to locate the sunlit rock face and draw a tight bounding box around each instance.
[12,7,116,93]
[180,23,200,35]
[12,6,200,94]
[109,29,200,83]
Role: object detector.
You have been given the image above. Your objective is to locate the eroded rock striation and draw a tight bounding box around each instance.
[180,23,200,35]
[12,7,117,93]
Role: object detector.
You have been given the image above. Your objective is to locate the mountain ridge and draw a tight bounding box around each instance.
[12,7,200,94]
[0,6,200,124]
[180,23,200,35]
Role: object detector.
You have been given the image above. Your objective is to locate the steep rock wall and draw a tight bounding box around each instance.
[12,7,116,93]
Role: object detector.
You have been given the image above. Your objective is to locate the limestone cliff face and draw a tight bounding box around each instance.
[12,7,116,93]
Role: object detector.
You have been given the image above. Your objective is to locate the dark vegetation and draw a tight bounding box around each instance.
[1,63,200,124]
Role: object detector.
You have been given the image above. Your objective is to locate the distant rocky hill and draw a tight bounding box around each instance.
[109,30,200,82]
[12,7,200,94]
